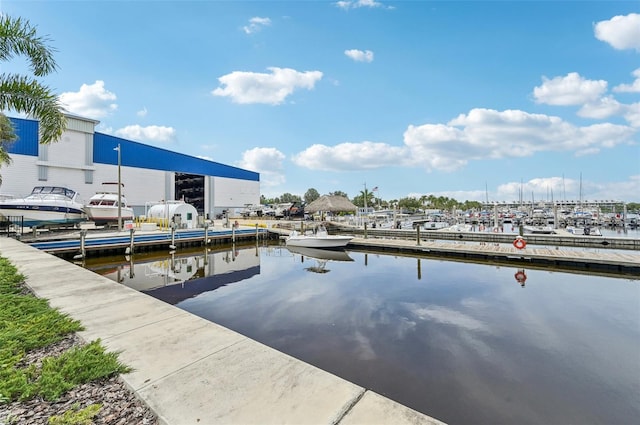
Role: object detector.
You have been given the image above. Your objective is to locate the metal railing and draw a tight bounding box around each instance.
[0,216,24,238]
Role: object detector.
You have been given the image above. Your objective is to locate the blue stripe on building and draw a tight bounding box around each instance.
[6,117,39,156]
[94,133,259,181]
[6,117,259,182]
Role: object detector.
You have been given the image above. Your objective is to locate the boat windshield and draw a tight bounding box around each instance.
[31,186,76,199]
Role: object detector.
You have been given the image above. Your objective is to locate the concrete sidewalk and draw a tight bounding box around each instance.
[0,237,446,425]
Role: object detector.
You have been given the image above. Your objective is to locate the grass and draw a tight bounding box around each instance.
[0,256,131,407]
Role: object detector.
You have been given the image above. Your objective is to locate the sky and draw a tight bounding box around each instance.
[1,0,639,204]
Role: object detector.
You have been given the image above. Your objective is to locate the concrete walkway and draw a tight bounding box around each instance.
[0,237,446,425]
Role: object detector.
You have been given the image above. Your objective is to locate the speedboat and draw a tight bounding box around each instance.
[0,186,85,228]
[84,183,134,226]
[566,226,602,236]
[523,225,557,235]
[285,225,353,248]
[286,245,354,262]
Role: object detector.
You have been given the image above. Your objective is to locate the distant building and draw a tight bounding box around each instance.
[2,115,260,219]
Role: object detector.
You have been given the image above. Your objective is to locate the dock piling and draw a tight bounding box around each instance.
[128,228,135,255]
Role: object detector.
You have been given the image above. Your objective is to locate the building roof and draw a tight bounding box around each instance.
[305,195,357,213]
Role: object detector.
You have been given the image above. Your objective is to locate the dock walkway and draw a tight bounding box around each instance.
[0,237,445,425]
[347,237,640,276]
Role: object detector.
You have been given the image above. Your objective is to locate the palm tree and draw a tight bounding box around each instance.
[0,114,17,185]
[0,15,67,182]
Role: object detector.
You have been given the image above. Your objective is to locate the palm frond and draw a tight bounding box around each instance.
[0,15,58,76]
[0,74,67,144]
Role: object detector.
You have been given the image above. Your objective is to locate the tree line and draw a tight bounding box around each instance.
[261,189,639,213]
[260,188,484,213]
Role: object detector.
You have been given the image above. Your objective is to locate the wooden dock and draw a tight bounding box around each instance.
[348,237,639,277]
[268,227,639,277]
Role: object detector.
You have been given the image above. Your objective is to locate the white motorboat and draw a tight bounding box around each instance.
[566,226,602,236]
[285,225,353,248]
[286,245,354,262]
[0,186,85,228]
[84,183,135,226]
[523,225,557,235]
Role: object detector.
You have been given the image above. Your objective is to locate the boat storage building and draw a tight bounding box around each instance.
[1,115,260,220]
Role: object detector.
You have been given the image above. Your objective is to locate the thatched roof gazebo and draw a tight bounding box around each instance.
[304,195,357,213]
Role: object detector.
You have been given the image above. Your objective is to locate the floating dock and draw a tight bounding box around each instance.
[347,237,640,277]
[23,226,269,257]
[11,222,640,276]
[269,227,640,277]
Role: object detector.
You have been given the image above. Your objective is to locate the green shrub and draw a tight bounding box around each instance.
[48,403,102,425]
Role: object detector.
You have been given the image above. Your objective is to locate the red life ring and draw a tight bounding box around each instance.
[514,270,527,285]
[513,238,527,250]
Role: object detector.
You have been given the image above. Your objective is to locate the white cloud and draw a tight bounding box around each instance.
[594,13,640,51]
[533,73,607,106]
[411,176,640,204]
[614,68,640,93]
[410,305,489,333]
[496,176,640,203]
[335,0,391,10]
[623,102,640,128]
[242,17,271,35]
[344,49,374,62]
[136,107,148,117]
[577,96,624,119]
[237,147,286,187]
[212,67,323,105]
[292,141,408,171]
[59,80,117,119]
[114,125,176,143]
[292,108,637,173]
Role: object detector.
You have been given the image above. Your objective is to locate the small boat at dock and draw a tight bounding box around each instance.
[285,224,353,248]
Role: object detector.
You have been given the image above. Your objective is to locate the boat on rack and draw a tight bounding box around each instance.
[0,186,85,228]
[84,183,135,226]
[285,224,353,248]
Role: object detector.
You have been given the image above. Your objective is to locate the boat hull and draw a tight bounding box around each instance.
[84,206,135,226]
[285,235,353,248]
[0,205,85,227]
[286,245,354,261]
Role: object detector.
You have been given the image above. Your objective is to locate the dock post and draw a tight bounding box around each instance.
[255,223,259,241]
[416,226,421,246]
[170,223,176,250]
[128,228,135,255]
[80,229,87,259]
[364,222,368,239]
[232,225,236,243]
[204,222,209,245]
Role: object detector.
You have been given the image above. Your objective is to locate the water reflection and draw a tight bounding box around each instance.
[84,243,261,301]
[83,243,640,425]
[286,246,353,273]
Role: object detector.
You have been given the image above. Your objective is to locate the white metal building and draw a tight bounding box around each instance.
[2,114,260,219]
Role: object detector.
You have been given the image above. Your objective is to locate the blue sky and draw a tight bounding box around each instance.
[2,0,639,203]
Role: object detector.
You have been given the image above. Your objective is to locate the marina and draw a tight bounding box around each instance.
[76,241,639,425]
[1,218,639,424]
[2,219,637,275]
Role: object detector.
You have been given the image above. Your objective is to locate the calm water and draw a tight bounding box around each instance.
[83,242,640,425]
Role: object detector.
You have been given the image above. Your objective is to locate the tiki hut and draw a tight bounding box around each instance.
[304,195,357,214]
